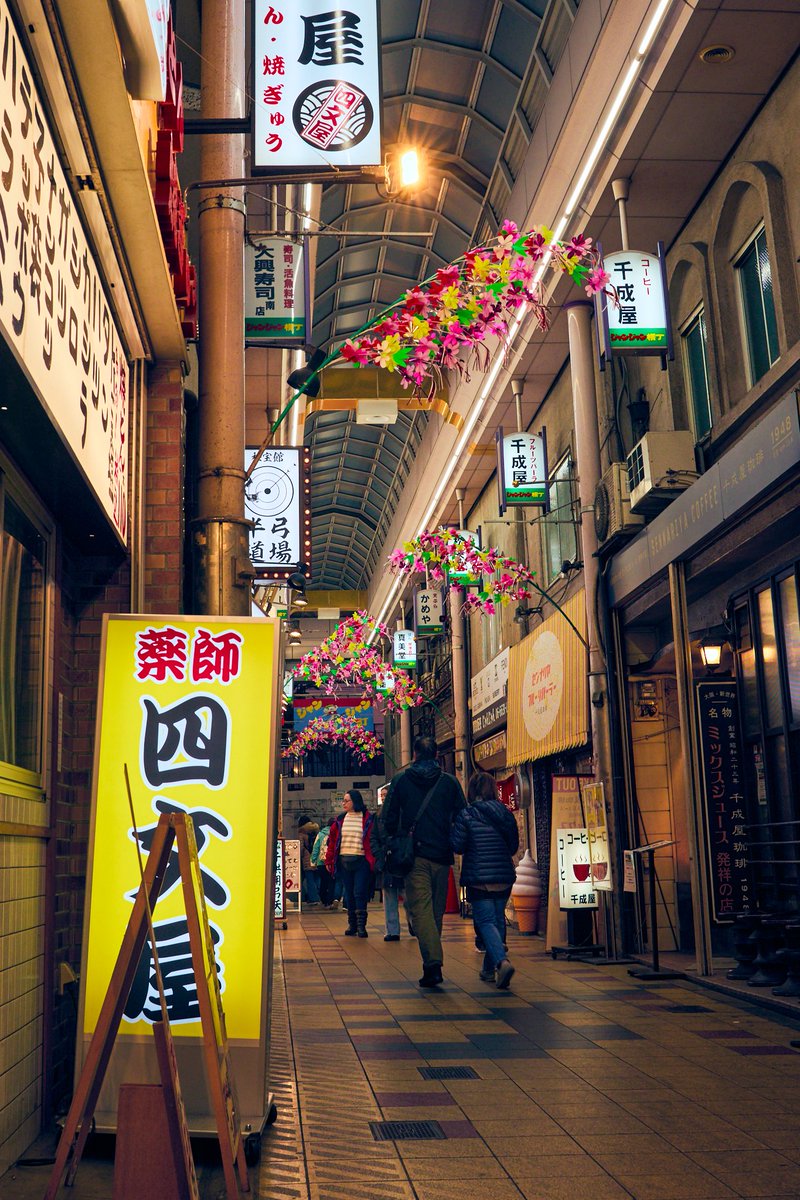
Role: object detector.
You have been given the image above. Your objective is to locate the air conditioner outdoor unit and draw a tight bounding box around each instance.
[627,430,697,515]
[594,462,645,547]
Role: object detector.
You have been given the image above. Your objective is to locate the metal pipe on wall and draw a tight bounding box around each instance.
[193,0,252,615]
[565,300,618,956]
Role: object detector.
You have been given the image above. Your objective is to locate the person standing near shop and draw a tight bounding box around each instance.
[377,783,412,941]
[381,737,465,987]
[298,814,321,906]
[451,771,519,989]
[325,790,377,937]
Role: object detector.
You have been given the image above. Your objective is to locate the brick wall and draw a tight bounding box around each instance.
[47,361,186,1116]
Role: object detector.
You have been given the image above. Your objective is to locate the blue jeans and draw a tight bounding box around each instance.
[383,883,409,936]
[471,895,509,973]
[302,869,320,904]
[339,856,371,913]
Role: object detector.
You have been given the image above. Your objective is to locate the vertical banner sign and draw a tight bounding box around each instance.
[449,529,481,584]
[414,589,444,636]
[245,446,312,580]
[696,682,752,921]
[0,0,129,540]
[82,615,280,1041]
[599,245,671,357]
[283,839,301,894]
[274,839,285,919]
[245,238,308,344]
[393,630,417,670]
[496,427,549,513]
[556,829,598,909]
[582,782,612,891]
[471,647,510,738]
[546,776,593,950]
[253,0,382,172]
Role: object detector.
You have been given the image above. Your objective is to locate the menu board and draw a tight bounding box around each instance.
[696,682,752,921]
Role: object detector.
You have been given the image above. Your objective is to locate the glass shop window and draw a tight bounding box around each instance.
[681,307,712,440]
[541,455,577,586]
[0,491,47,778]
[735,226,779,385]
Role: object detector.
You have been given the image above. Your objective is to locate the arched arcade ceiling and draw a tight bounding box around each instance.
[306,0,576,589]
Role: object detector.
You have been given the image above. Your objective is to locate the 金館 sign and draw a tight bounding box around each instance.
[253,0,382,171]
[245,238,308,344]
[81,616,280,1042]
[0,1,129,540]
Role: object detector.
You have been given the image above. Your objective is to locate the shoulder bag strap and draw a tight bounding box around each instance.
[409,776,443,835]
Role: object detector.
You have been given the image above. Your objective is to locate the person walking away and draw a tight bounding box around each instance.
[377,785,407,941]
[451,771,519,989]
[325,791,377,937]
[381,737,465,987]
[311,818,339,909]
[298,815,321,906]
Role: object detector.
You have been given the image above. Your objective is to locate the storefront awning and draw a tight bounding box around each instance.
[507,591,589,765]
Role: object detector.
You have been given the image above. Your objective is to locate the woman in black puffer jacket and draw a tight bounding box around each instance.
[452,771,520,990]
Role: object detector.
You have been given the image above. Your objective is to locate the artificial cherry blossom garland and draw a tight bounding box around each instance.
[389,528,536,615]
[338,221,611,395]
[294,611,425,712]
[283,710,383,764]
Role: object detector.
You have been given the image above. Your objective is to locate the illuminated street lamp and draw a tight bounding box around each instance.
[699,635,724,672]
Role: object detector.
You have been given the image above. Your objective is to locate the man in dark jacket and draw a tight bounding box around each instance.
[380,736,465,987]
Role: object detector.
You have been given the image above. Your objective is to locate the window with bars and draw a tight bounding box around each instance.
[734,566,800,912]
[681,307,712,440]
[735,226,779,386]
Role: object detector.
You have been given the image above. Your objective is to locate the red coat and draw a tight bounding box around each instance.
[325,810,377,875]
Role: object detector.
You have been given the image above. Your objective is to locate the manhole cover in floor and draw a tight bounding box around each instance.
[370,1121,446,1142]
[418,1066,479,1080]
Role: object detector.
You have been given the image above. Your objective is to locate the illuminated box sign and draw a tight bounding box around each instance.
[471,647,509,737]
[245,238,309,345]
[82,615,280,1041]
[496,428,549,513]
[0,0,129,540]
[253,0,382,172]
[449,529,481,584]
[582,782,612,891]
[556,828,598,910]
[293,697,373,732]
[414,588,444,636]
[245,446,312,580]
[393,630,417,670]
[597,244,672,363]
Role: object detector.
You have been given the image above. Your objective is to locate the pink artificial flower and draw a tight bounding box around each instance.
[494,233,515,260]
[500,219,519,238]
[565,233,592,259]
[584,267,610,296]
[341,340,369,365]
[525,231,547,261]
[404,288,427,315]
[509,257,535,287]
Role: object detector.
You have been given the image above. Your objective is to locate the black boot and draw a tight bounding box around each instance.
[418,963,443,988]
[345,909,357,936]
[356,910,368,938]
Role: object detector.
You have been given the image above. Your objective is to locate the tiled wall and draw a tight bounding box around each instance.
[0,835,46,1174]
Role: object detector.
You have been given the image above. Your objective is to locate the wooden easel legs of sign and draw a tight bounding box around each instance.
[44,813,251,1200]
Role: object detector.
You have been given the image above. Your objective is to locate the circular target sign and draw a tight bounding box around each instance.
[245,464,296,519]
[292,79,374,152]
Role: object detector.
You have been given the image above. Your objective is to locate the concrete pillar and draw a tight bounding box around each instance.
[449,586,469,792]
[669,561,714,975]
[193,0,252,615]
[564,300,618,954]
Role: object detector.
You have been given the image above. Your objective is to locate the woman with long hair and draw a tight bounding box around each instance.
[452,771,519,989]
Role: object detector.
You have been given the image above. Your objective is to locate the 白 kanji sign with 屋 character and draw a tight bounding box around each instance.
[253,0,382,172]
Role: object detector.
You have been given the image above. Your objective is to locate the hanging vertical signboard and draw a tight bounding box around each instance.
[253,0,382,172]
[245,446,312,580]
[393,630,417,670]
[245,237,310,345]
[79,614,281,1130]
[449,529,481,584]
[696,682,752,921]
[596,243,674,364]
[582,781,613,891]
[414,589,444,636]
[496,427,549,513]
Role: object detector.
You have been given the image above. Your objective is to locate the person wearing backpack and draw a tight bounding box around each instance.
[380,737,465,988]
[311,818,340,909]
[451,770,519,990]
